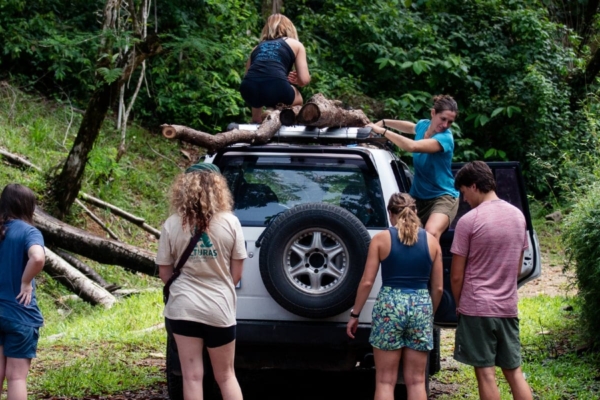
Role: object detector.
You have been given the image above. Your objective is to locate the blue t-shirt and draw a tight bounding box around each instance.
[409,119,459,200]
[0,220,45,327]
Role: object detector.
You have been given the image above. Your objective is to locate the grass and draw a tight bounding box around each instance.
[1,84,599,398]
[0,83,190,397]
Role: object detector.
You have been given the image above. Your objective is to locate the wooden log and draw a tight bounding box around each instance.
[279,106,302,126]
[44,248,117,308]
[79,192,161,238]
[297,93,371,128]
[74,199,121,241]
[161,110,282,153]
[53,248,111,288]
[33,208,157,276]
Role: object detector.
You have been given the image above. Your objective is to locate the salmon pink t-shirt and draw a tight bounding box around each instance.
[450,199,528,318]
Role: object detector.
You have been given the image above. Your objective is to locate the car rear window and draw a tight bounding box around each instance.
[219,154,388,227]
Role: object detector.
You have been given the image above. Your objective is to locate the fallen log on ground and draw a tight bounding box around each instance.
[161,110,282,154]
[79,192,161,238]
[34,208,157,276]
[44,248,117,308]
[53,248,112,289]
[297,93,371,128]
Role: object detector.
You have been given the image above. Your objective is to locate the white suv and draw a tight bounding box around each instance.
[166,124,541,399]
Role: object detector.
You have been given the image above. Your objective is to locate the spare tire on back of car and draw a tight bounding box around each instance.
[258,203,371,319]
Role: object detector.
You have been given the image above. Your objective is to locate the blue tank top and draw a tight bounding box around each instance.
[244,37,296,81]
[380,227,432,290]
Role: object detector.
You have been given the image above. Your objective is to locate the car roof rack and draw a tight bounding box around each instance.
[226,123,389,149]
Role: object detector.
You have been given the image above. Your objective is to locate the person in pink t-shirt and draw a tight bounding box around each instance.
[450,161,533,400]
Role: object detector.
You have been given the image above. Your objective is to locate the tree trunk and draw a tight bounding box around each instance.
[53,248,111,288]
[51,83,117,218]
[44,248,117,308]
[162,110,282,153]
[33,208,157,276]
[280,106,302,126]
[297,93,371,128]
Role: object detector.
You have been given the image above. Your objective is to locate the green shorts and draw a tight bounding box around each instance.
[369,287,433,352]
[454,315,522,369]
[415,195,458,227]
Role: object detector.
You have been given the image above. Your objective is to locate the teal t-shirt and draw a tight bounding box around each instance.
[409,119,459,200]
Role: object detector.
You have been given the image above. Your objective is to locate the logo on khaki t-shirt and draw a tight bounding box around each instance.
[191,232,218,259]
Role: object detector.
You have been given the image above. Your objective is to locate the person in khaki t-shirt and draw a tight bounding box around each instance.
[450,161,532,400]
[157,164,247,400]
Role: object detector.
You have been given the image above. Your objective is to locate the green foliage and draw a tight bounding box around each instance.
[563,182,600,346]
[2,0,600,197]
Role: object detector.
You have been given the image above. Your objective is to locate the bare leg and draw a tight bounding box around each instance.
[173,334,205,400]
[424,212,450,241]
[251,107,263,124]
[475,366,501,400]
[5,357,31,400]
[291,86,303,106]
[502,367,533,400]
[0,346,6,398]
[401,348,428,400]
[207,340,242,400]
[373,347,402,400]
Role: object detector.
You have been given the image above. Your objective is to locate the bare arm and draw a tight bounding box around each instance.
[230,258,245,286]
[518,252,525,275]
[17,244,45,306]
[450,254,467,311]
[367,123,443,153]
[428,235,443,314]
[158,264,174,285]
[346,235,382,339]
[290,40,310,86]
[373,119,417,135]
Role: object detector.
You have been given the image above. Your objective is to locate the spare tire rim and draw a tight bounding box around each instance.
[283,228,350,295]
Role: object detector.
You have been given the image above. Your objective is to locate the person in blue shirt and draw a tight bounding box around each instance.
[240,14,311,123]
[367,95,459,241]
[0,183,45,400]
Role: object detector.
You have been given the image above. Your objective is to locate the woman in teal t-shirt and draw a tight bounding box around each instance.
[367,95,459,241]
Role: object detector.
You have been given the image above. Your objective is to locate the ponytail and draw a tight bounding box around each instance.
[387,193,421,246]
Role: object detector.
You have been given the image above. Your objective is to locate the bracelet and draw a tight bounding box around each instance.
[350,309,360,318]
[382,129,388,138]
[383,119,387,128]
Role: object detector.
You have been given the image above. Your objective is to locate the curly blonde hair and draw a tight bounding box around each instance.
[387,193,421,246]
[169,171,233,233]
[260,14,299,41]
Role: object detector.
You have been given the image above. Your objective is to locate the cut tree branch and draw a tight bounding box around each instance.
[53,248,111,289]
[162,110,282,154]
[44,248,117,308]
[34,208,157,276]
[79,192,160,238]
[75,199,121,241]
[297,93,371,128]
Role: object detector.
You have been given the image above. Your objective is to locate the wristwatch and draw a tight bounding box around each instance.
[350,309,360,318]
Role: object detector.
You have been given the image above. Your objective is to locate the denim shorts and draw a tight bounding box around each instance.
[369,287,433,352]
[0,319,40,359]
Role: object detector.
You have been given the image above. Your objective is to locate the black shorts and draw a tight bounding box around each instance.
[240,77,295,108]
[166,318,236,348]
